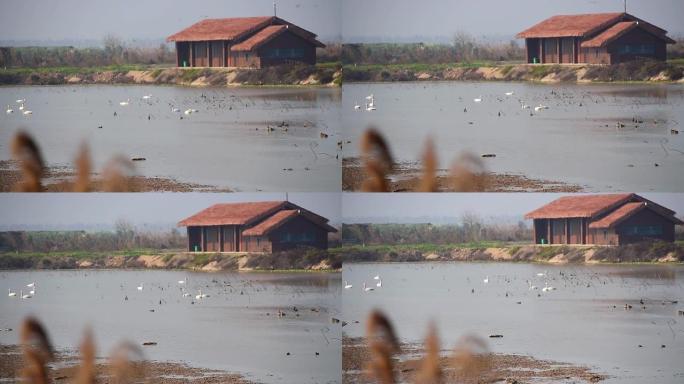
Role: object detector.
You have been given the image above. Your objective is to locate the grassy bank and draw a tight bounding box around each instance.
[2,241,681,271]
[343,60,684,83]
[0,62,342,87]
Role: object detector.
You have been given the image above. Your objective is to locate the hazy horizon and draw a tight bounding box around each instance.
[0,193,342,232]
[2,0,682,48]
[0,0,342,46]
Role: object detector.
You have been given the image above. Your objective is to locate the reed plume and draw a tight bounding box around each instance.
[417,137,438,192]
[73,142,92,192]
[360,128,393,192]
[10,131,44,192]
[101,155,136,192]
[109,341,145,384]
[414,323,442,384]
[365,310,399,384]
[448,152,488,192]
[73,328,96,384]
[451,334,490,380]
[20,317,53,384]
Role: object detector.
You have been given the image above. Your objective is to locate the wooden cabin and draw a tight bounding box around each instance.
[178,201,336,253]
[525,194,682,246]
[166,16,325,68]
[516,13,675,64]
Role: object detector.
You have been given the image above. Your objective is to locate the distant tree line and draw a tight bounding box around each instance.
[0,35,174,68]
[0,220,185,253]
[342,216,532,246]
[342,33,525,65]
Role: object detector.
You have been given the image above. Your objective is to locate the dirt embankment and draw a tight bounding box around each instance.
[1,242,681,271]
[344,61,684,83]
[0,65,342,87]
[341,242,684,264]
[0,248,344,271]
[342,157,583,193]
[0,345,254,384]
[343,337,605,384]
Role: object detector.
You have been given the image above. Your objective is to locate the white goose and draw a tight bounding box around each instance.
[6,105,13,114]
[354,104,361,110]
[8,289,16,297]
[473,96,483,103]
[16,99,25,104]
[505,91,514,96]
[22,110,32,115]
[19,103,25,111]
[344,281,353,289]
[483,275,489,284]
[365,103,376,111]
[178,277,186,284]
[363,282,374,292]
[119,99,130,106]
[195,289,208,299]
[373,275,380,280]
[21,290,32,299]
[27,282,35,288]
[137,283,144,291]
[142,94,152,100]
[376,278,382,288]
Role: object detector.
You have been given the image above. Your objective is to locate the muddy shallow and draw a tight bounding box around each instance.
[0,85,341,191]
[0,270,341,384]
[342,262,684,384]
[343,82,684,192]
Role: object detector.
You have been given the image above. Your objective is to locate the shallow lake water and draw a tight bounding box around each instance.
[343,82,684,191]
[0,85,341,191]
[0,270,341,384]
[342,262,684,384]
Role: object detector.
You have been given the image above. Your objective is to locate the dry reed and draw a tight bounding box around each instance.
[360,128,394,192]
[10,131,45,192]
[7,131,136,192]
[364,310,491,384]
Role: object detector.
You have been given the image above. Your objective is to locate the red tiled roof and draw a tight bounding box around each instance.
[167,17,274,42]
[242,209,298,236]
[589,202,645,228]
[178,201,286,226]
[582,21,637,47]
[582,21,675,47]
[517,12,624,38]
[525,194,634,219]
[231,25,325,51]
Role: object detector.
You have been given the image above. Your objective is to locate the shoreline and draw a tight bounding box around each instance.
[343,61,684,84]
[342,336,605,384]
[1,242,681,271]
[0,160,232,192]
[342,157,584,192]
[0,344,256,384]
[0,65,342,88]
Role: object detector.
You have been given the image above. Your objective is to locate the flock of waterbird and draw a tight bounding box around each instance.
[5,98,32,116]
[344,274,383,292]
[7,281,35,300]
[353,94,377,111]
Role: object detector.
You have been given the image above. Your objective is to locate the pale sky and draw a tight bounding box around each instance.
[342,193,684,224]
[341,0,684,42]
[0,0,342,44]
[1,0,681,46]
[1,193,682,230]
[0,193,342,231]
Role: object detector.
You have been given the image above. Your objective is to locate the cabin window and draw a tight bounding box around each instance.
[618,44,655,55]
[263,48,305,59]
[623,225,662,236]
